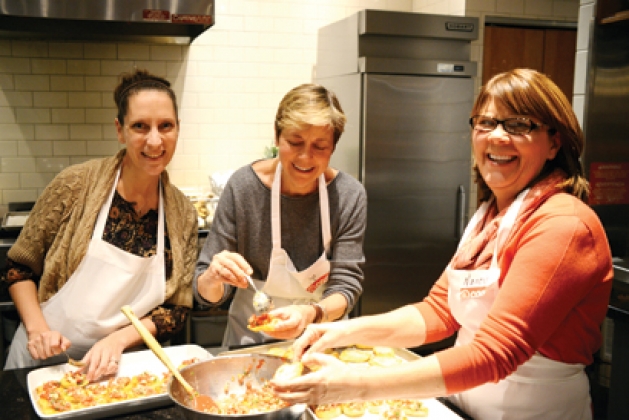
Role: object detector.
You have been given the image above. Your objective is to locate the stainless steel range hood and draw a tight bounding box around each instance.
[0,0,215,44]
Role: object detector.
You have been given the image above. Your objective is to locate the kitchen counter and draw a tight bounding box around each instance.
[1,345,472,420]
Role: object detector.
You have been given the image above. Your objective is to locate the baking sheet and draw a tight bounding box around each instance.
[220,342,463,420]
[308,398,463,420]
[1,211,30,230]
[27,344,212,420]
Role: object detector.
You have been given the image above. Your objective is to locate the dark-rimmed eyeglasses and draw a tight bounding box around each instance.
[469,115,550,135]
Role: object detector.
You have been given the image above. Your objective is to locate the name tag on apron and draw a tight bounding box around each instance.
[459,271,495,299]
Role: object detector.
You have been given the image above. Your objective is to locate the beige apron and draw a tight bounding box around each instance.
[5,168,166,369]
[223,163,331,346]
[445,189,591,420]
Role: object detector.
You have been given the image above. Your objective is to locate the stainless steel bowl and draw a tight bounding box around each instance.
[168,353,306,420]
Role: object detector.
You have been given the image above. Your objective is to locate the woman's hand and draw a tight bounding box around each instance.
[27,328,71,361]
[81,333,126,382]
[292,320,357,361]
[263,305,316,340]
[202,250,253,289]
[197,250,253,303]
[271,352,359,405]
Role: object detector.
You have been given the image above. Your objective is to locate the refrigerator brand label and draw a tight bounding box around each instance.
[437,63,465,73]
[589,162,629,205]
[445,22,475,32]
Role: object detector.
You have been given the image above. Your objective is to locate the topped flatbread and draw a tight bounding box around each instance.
[272,362,303,381]
[247,313,281,332]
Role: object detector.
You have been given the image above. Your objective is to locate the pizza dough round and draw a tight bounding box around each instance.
[315,403,343,420]
[266,347,288,358]
[366,400,386,414]
[398,399,429,417]
[247,314,281,332]
[341,402,367,417]
[373,346,395,357]
[272,362,303,381]
[368,355,403,367]
[338,348,371,363]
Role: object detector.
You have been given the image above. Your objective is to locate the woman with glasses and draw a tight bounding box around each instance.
[271,69,613,420]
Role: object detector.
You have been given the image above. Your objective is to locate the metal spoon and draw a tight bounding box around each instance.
[245,275,273,313]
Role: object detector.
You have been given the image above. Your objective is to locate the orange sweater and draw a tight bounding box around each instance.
[417,193,613,394]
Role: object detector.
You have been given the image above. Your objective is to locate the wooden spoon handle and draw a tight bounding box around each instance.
[121,305,196,396]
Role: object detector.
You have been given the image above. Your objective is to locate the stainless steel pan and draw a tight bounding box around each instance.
[168,353,307,420]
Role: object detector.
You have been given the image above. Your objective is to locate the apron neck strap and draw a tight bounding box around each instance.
[454,188,530,269]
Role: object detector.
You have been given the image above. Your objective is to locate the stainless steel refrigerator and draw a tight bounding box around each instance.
[581,5,629,260]
[580,3,629,418]
[315,10,478,352]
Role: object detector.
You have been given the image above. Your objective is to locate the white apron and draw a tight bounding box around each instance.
[223,163,331,346]
[446,189,591,420]
[5,168,166,369]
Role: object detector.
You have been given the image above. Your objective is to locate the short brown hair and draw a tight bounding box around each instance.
[471,68,588,202]
[274,84,346,145]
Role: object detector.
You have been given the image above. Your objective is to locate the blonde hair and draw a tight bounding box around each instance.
[472,68,589,202]
[274,84,346,144]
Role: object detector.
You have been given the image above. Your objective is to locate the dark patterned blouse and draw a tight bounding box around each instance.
[1,190,188,341]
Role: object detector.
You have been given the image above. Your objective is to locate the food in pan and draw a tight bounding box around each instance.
[308,345,430,419]
[265,346,294,361]
[382,406,408,420]
[366,400,385,414]
[34,357,200,415]
[394,399,430,417]
[342,401,367,417]
[188,357,291,415]
[59,369,89,388]
[202,382,290,415]
[338,347,372,363]
[247,312,281,332]
[266,346,289,357]
[36,370,168,414]
[373,346,396,357]
[355,344,373,349]
[315,403,343,419]
[369,355,404,367]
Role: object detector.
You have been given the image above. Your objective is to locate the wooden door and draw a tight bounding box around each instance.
[483,26,545,83]
[482,25,576,100]
[543,29,577,99]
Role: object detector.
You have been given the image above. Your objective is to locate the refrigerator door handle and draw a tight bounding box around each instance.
[457,185,466,240]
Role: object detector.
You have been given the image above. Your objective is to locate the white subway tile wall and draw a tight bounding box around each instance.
[0,0,580,209]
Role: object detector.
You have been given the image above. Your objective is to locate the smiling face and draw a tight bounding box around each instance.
[276,124,335,195]
[116,90,179,180]
[473,99,560,210]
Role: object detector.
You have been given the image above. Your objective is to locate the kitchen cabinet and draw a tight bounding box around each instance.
[482,25,577,101]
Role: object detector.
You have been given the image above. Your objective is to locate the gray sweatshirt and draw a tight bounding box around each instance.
[194,162,367,314]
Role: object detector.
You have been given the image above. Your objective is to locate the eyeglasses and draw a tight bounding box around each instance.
[469,115,549,135]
